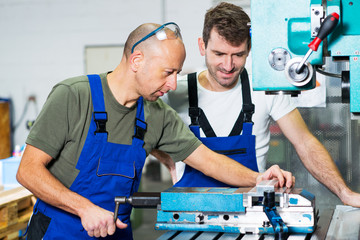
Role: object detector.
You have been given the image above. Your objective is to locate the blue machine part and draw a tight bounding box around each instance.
[327,0,360,113]
[349,57,360,113]
[289,198,299,205]
[160,187,245,212]
[155,223,315,234]
[264,207,289,233]
[300,189,316,201]
[156,211,196,223]
[251,0,322,92]
[262,190,288,235]
[155,186,316,235]
[251,0,360,114]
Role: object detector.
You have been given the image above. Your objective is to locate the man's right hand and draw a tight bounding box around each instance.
[79,204,128,238]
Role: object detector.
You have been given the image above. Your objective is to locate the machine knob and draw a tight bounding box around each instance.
[284,57,314,87]
[264,190,276,208]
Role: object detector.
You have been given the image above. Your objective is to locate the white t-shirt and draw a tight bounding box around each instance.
[161,71,296,179]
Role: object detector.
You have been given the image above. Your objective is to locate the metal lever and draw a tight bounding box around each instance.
[113,192,161,222]
[263,190,288,239]
[296,12,339,74]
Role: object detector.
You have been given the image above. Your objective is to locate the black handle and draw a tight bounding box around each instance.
[308,12,339,51]
[114,192,161,222]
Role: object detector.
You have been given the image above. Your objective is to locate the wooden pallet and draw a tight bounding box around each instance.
[0,187,35,239]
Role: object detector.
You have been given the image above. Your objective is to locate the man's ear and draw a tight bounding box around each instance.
[198,37,206,56]
[129,51,143,72]
[248,41,252,52]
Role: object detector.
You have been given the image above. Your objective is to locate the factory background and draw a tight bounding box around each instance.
[0,0,359,239]
[1,0,239,149]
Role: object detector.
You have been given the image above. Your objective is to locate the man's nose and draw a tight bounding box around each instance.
[168,74,177,91]
[223,56,234,71]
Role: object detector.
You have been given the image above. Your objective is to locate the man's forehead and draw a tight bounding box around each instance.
[208,38,248,53]
[208,28,249,50]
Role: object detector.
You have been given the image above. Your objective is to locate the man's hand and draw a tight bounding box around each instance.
[79,204,128,238]
[256,165,295,188]
[339,189,360,208]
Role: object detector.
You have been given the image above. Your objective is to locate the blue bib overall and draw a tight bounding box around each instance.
[29,75,147,239]
[174,69,258,188]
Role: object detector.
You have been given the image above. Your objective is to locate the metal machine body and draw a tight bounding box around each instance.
[156,206,360,240]
[154,180,315,235]
[251,0,360,115]
[114,180,316,238]
[115,181,360,239]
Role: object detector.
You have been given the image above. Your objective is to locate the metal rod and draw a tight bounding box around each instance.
[296,49,313,74]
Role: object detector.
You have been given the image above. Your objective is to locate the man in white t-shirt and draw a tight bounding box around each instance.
[151,2,360,206]
[162,73,294,176]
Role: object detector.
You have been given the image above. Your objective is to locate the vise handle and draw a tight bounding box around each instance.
[114,192,161,222]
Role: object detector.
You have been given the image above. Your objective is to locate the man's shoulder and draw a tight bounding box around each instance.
[51,74,95,96]
[44,75,94,105]
[56,75,89,87]
[251,89,296,120]
[252,90,291,103]
[56,73,107,89]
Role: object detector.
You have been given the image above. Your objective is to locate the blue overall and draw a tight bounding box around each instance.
[29,74,147,239]
[174,69,258,188]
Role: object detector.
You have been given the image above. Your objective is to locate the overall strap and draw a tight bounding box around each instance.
[187,73,216,137]
[88,74,108,136]
[133,96,147,141]
[229,68,255,136]
[188,72,200,126]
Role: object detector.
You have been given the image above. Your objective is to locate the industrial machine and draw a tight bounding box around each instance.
[251,0,360,116]
[114,180,318,239]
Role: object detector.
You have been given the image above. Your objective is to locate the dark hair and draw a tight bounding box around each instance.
[203,2,250,48]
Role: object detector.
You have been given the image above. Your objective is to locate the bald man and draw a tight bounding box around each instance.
[17,23,293,239]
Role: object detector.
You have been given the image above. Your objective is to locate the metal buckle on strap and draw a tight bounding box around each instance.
[243,104,255,123]
[189,107,201,125]
[134,118,147,140]
[93,112,108,134]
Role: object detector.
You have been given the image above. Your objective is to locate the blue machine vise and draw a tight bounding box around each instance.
[114,180,316,237]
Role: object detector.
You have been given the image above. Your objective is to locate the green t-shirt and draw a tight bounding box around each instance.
[26,73,201,187]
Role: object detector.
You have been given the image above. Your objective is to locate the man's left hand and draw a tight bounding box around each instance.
[256,165,295,188]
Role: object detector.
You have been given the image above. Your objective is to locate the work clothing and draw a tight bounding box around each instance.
[26,73,201,188]
[28,75,147,239]
[174,70,257,187]
[162,70,295,173]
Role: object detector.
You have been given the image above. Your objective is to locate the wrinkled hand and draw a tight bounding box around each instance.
[256,164,295,188]
[80,204,128,238]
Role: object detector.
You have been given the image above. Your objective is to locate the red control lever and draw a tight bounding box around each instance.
[296,12,339,74]
[308,12,339,51]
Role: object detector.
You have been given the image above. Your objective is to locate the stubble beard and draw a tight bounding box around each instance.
[206,61,243,88]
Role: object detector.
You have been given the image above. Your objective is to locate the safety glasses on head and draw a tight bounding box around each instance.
[131,22,182,54]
